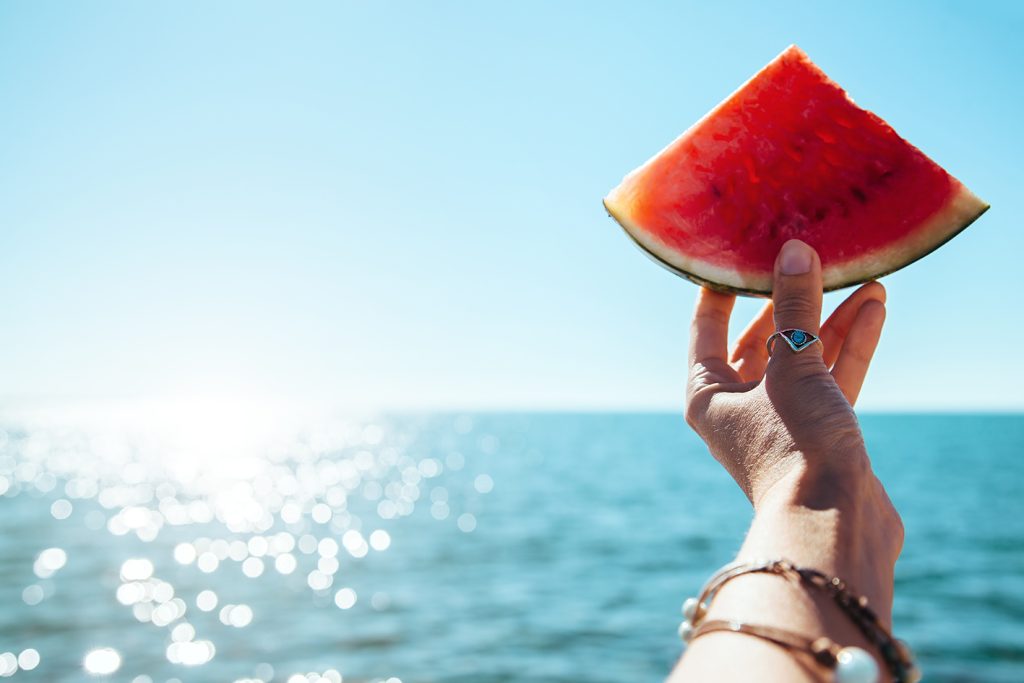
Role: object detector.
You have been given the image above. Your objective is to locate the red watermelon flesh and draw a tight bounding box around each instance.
[603,45,988,295]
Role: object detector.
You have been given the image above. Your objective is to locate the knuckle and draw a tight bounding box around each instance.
[823,420,867,452]
[688,362,718,390]
[773,292,816,323]
[766,352,826,381]
[844,342,874,365]
[684,383,717,430]
[693,307,730,327]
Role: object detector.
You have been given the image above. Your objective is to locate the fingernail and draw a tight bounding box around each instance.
[779,240,812,275]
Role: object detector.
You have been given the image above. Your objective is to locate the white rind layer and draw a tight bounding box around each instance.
[820,184,987,290]
[604,183,989,296]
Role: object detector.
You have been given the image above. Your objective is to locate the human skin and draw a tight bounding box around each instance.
[669,239,904,682]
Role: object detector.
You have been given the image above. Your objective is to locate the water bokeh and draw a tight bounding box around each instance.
[0,411,1021,682]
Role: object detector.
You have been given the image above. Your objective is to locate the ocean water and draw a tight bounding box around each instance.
[0,412,1021,682]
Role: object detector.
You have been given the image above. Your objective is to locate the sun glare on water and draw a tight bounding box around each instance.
[0,395,491,681]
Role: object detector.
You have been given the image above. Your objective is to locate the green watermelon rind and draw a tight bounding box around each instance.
[603,186,990,297]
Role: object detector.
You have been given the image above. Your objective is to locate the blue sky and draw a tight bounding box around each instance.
[0,1,1020,411]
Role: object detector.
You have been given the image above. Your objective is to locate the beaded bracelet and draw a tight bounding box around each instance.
[678,559,920,683]
[692,619,880,683]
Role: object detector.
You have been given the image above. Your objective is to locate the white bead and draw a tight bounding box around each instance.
[677,621,694,643]
[834,647,879,683]
[682,598,700,620]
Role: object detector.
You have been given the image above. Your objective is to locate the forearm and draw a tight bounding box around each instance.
[670,457,904,682]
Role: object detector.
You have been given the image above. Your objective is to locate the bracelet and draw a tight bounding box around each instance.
[691,619,880,683]
[678,559,921,683]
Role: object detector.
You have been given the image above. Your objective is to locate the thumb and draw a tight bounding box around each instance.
[771,239,823,358]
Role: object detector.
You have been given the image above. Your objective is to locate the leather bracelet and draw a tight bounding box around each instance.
[678,559,921,683]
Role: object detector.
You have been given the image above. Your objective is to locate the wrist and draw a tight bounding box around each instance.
[744,456,904,621]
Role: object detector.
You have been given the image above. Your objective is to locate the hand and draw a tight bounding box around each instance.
[675,239,904,681]
[685,239,892,513]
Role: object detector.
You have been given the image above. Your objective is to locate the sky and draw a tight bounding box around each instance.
[0,0,1021,412]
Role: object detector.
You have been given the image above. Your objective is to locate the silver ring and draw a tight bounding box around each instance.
[766,328,820,355]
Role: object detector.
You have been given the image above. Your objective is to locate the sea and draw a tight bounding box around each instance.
[0,412,1021,683]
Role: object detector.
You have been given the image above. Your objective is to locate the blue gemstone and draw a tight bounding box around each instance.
[791,331,806,344]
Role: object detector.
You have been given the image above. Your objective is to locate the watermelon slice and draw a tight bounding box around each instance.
[604,45,988,295]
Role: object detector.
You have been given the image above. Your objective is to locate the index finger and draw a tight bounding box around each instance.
[819,281,886,368]
[690,288,736,367]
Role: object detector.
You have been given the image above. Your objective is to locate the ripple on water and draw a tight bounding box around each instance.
[0,412,485,681]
